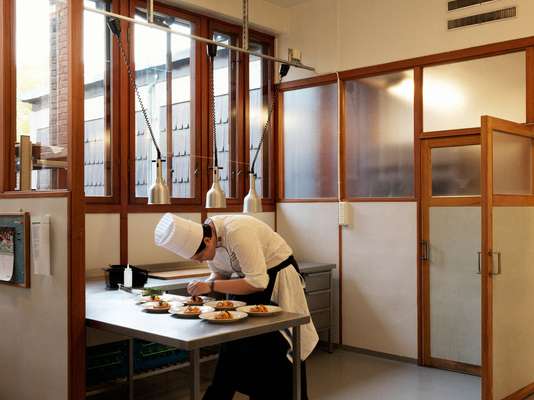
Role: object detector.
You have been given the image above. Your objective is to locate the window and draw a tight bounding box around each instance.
[212,31,239,199]
[344,70,415,198]
[423,52,525,132]
[134,8,195,200]
[282,83,338,199]
[248,42,271,198]
[15,0,69,191]
[84,0,112,197]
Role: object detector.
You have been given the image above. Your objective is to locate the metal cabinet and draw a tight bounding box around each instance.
[299,262,335,353]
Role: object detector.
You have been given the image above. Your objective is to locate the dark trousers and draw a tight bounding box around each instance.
[202,256,309,400]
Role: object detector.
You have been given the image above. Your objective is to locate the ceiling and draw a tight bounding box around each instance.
[264,0,310,8]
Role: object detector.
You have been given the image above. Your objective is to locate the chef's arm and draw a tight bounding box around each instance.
[206,272,226,281]
[212,278,263,295]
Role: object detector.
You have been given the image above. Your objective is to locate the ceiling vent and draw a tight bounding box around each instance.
[448,7,516,30]
[448,0,495,12]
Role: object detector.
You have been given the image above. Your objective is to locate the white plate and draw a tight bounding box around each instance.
[141,302,172,313]
[199,310,248,323]
[169,305,215,319]
[237,305,283,316]
[137,293,180,304]
[205,300,247,310]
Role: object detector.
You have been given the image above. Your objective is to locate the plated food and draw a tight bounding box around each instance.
[183,295,208,306]
[237,304,283,316]
[205,300,246,310]
[142,300,171,313]
[199,310,248,324]
[169,305,215,319]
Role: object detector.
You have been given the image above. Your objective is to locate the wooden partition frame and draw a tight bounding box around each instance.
[481,116,534,400]
[420,135,481,376]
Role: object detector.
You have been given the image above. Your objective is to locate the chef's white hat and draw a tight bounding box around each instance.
[154,213,203,259]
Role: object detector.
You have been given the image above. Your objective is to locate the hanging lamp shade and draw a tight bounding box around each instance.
[148,158,170,205]
[243,173,262,213]
[205,43,227,209]
[206,169,227,208]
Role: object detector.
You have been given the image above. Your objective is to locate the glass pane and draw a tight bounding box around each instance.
[16,0,69,190]
[431,145,481,196]
[345,70,414,197]
[249,42,270,198]
[492,207,534,399]
[283,84,338,199]
[84,0,111,196]
[170,20,194,198]
[213,32,237,198]
[423,52,525,132]
[493,131,532,195]
[134,10,168,198]
[429,207,481,366]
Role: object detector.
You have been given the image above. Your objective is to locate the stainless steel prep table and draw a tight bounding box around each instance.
[86,281,310,400]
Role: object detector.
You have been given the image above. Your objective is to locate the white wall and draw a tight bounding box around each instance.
[85,213,121,278]
[162,0,289,35]
[342,203,418,358]
[128,213,202,265]
[0,197,68,400]
[276,202,340,342]
[279,0,534,81]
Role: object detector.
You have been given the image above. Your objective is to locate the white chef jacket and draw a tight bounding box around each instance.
[207,215,319,361]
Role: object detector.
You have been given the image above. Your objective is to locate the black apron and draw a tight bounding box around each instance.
[202,255,309,400]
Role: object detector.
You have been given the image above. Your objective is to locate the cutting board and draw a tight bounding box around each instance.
[148,268,211,280]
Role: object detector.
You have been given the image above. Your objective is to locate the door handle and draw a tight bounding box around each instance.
[420,240,430,261]
[490,251,502,275]
[476,251,502,275]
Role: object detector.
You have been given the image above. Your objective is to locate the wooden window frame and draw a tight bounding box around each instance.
[129,1,203,206]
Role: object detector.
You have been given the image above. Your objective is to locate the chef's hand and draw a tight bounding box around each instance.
[187,280,211,296]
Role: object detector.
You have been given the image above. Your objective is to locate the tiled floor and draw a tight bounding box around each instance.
[306,350,480,400]
[88,348,481,399]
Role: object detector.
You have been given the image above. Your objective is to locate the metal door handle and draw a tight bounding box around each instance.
[476,251,502,275]
[420,240,429,261]
[490,251,502,275]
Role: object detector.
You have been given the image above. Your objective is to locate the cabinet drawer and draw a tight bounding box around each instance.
[304,272,331,292]
[310,309,331,331]
[306,290,330,312]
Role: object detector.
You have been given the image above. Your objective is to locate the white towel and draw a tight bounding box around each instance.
[271,264,319,362]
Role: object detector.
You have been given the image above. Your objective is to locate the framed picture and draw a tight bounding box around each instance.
[0,212,30,288]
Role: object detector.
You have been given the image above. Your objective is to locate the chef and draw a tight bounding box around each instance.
[154,213,318,400]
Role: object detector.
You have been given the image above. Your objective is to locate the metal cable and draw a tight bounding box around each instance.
[209,54,218,169]
[242,0,249,51]
[250,79,282,174]
[110,20,162,160]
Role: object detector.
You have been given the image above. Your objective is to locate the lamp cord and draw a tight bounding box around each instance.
[250,69,287,174]
[209,53,218,169]
[109,19,162,160]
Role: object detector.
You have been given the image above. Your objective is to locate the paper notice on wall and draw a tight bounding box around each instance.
[32,215,51,276]
[0,227,15,281]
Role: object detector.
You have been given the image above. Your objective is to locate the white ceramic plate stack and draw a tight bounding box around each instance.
[169,305,215,319]
[237,305,283,317]
[199,310,248,324]
[205,300,247,311]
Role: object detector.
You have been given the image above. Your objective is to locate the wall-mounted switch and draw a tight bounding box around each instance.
[338,201,351,227]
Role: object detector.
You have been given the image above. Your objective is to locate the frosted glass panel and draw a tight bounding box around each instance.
[431,145,480,196]
[429,207,481,366]
[493,131,532,195]
[424,52,525,132]
[345,71,414,197]
[283,84,338,199]
[492,207,534,399]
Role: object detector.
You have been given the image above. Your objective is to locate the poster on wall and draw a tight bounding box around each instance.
[0,228,15,281]
[0,213,31,288]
